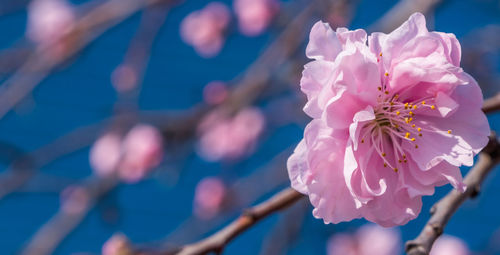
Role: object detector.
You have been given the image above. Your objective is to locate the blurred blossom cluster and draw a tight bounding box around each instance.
[234,0,279,36]
[327,225,470,255]
[327,225,401,255]
[181,0,280,57]
[430,235,470,255]
[197,107,265,162]
[180,2,231,58]
[27,0,75,57]
[90,124,164,183]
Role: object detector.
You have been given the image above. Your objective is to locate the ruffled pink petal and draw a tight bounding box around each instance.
[306,21,343,61]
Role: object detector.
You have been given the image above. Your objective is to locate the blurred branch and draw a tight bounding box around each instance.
[173,188,304,255]
[405,135,500,255]
[483,93,500,113]
[21,176,118,255]
[368,0,444,33]
[0,0,179,120]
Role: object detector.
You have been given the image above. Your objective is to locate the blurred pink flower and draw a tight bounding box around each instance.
[234,0,279,36]
[119,124,164,183]
[27,0,75,56]
[288,13,490,226]
[430,235,470,255]
[197,107,265,161]
[90,132,122,178]
[193,177,226,219]
[327,224,400,255]
[203,81,228,105]
[180,2,230,57]
[89,124,163,183]
[102,233,132,255]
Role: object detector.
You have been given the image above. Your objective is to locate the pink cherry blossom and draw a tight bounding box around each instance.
[327,224,401,255]
[102,233,132,255]
[430,235,470,255]
[193,177,226,219]
[288,13,490,226]
[197,107,265,161]
[89,124,163,183]
[180,2,230,58]
[203,81,228,105]
[27,0,75,56]
[233,0,279,36]
[90,132,122,178]
[119,124,164,183]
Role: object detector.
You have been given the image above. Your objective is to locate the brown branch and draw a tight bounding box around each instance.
[482,92,500,113]
[173,188,304,255]
[405,135,500,255]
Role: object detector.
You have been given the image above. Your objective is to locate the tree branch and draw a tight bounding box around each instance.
[405,135,500,255]
[173,188,304,255]
[482,92,500,113]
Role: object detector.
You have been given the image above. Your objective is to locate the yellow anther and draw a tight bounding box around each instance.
[384,91,389,95]
[431,105,436,110]
[378,86,382,91]
[405,132,410,138]
[404,103,409,109]
[409,111,414,116]
[396,111,400,115]
[390,102,394,106]
[379,52,383,57]
[447,130,452,134]
[409,117,413,122]
[382,153,386,157]
[384,72,389,77]
[413,105,418,110]
[405,117,409,123]
[417,127,422,132]
[421,101,426,105]
[411,124,416,128]
[394,168,398,173]
[394,124,399,128]
[411,138,416,142]
[384,163,388,167]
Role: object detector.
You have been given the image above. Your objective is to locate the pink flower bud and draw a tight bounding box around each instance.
[203,81,228,105]
[194,177,226,219]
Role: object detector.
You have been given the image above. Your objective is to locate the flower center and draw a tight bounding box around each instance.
[358,76,447,172]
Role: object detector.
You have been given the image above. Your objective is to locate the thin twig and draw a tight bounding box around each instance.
[405,135,500,255]
[173,188,304,255]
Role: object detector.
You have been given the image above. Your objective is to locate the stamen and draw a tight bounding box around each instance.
[447,130,452,134]
[431,105,436,110]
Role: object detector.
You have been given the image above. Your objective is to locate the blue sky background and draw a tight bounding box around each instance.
[0,0,500,254]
